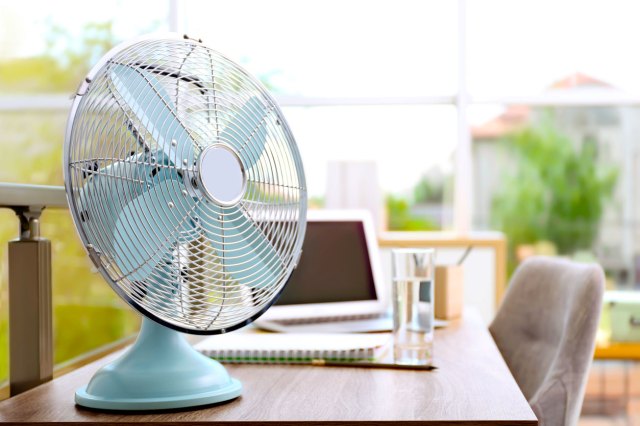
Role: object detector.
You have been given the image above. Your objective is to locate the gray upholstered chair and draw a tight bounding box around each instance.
[489,256,604,426]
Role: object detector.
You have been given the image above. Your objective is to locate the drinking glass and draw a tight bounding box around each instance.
[391,248,435,365]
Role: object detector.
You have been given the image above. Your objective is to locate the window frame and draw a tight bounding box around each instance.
[2,0,639,233]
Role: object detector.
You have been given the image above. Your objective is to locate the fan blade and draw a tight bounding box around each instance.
[76,152,157,251]
[197,202,284,291]
[110,63,197,166]
[142,259,180,310]
[77,151,180,244]
[220,97,269,169]
[112,179,197,281]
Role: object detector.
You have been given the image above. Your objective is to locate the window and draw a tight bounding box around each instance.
[467,0,640,97]
[179,0,460,231]
[283,105,457,228]
[182,0,458,97]
[0,0,169,384]
[467,0,640,286]
[1,0,636,388]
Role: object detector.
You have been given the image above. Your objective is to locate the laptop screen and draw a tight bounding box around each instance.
[275,220,377,305]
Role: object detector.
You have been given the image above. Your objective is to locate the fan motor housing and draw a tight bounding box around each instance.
[197,144,246,207]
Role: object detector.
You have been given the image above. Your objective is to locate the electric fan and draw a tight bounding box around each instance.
[63,34,307,410]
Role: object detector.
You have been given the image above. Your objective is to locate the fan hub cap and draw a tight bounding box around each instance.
[197,144,246,206]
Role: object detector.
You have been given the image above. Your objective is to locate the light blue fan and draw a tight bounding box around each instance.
[64,34,307,410]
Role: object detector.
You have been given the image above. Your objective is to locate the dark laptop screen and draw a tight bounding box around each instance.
[275,221,377,305]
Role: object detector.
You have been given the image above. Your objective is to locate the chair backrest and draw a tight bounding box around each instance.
[489,256,604,426]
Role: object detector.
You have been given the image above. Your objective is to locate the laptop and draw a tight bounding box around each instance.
[255,210,391,333]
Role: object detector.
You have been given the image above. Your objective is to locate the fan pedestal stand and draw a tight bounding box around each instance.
[75,317,242,411]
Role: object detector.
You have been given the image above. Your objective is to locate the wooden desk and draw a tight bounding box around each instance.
[0,309,536,425]
[594,341,640,360]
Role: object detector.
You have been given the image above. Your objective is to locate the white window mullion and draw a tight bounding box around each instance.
[453,0,472,234]
[168,0,182,33]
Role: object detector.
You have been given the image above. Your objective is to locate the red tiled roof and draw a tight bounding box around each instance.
[549,72,611,90]
[472,105,530,139]
[472,72,612,139]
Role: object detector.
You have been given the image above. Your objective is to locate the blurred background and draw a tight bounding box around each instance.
[1,0,640,423]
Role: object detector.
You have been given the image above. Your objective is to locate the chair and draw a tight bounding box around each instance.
[489,256,604,426]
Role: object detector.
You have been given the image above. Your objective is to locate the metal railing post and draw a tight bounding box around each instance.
[0,183,67,396]
[8,207,53,396]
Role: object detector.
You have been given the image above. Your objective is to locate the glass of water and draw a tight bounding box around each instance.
[391,248,435,366]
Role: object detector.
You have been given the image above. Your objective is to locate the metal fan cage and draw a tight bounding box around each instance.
[64,35,307,334]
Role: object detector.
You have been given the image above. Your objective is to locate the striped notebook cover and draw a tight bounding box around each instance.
[194,332,391,364]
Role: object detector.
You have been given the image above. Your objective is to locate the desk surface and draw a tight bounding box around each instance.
[595,340,640,360]
[378,231,506,247]
[0,309,537,425]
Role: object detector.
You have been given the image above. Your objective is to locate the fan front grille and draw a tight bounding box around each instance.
[64,36,307,334]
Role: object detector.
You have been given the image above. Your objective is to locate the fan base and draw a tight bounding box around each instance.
[75,318,242,411]
[75,379,242,411]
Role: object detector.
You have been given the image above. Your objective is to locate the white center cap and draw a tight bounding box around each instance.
[197,144,246,206]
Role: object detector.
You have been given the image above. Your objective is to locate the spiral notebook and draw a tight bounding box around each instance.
[194,332,391,364]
